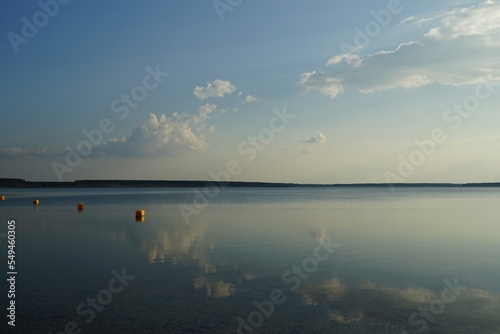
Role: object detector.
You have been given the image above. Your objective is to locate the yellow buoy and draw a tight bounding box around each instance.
[135,210,145,221]
[33,200,40,205]
[0,196,5,200]
[77,203,84,210]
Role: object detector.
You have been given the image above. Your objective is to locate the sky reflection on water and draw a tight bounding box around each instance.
[0,187,499,333]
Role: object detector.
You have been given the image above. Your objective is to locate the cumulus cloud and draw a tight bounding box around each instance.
[193,79,237,100]
[4,79,252,160]
[299,0,500,98]
[99,104,219,156]
[303,132,327,144]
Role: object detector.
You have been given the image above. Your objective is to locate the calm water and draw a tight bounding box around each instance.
[1,187,499,333]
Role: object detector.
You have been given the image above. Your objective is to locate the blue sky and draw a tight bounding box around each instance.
[1,0,500,183]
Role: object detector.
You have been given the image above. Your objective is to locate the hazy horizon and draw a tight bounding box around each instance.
[4,177,500,186]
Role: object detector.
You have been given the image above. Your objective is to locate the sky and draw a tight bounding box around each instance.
[1,0,500,183]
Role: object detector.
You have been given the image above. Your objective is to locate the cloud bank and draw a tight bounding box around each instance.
[0,146,62,157]
[299,1,500,98]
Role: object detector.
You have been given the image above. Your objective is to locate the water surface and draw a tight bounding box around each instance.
[1,187,499,333]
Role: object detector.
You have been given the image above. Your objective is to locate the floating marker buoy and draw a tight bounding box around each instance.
[135,210,145,221]
[77,203,84,210]
[33,200,40,205]
[0,196,5,200]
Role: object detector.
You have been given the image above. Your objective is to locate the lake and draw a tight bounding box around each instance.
[1,187,499,333]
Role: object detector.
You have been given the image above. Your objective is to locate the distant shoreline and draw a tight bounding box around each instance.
[1,178,500,188]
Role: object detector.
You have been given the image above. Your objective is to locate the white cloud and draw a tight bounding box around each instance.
[298,71,344,99]
[326,53,362,67]
[0,146,61,157]
[243,95,260,104]
[399,14,440,26]
[303,132,327,144]
[193,79,237,100]
[300,1,500,98]
[196,103,217,121]
[416,16,440,25]
[99,104,219,156]
[399,16,416,25]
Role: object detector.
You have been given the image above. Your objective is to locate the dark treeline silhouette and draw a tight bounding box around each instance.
[1,178,500,188]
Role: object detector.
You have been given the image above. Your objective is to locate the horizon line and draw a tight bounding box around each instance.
[2,178,500,188]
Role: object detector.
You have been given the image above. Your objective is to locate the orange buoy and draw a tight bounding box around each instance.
[77,203,84,211]
[33,200,40,205]
[135,210,145,221]
[0,196,5,200]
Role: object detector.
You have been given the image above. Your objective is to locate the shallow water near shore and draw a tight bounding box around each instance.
[1,187,499,333]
